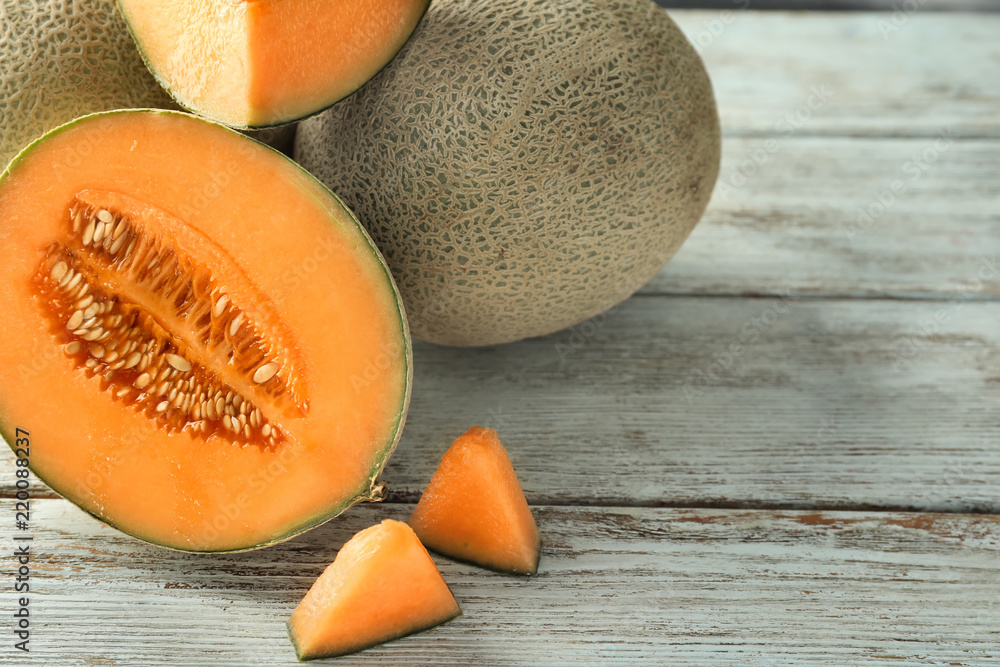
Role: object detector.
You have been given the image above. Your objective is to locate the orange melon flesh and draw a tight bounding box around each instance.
[287,519,461,660]
[410,427,541,575]
[117,0,430,128]
[0,110,411,552]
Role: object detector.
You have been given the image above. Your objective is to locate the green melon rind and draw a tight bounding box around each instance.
[287,608,462,661]
[0,108,412,553]
[422,536,542,577]
[114,0,432,130]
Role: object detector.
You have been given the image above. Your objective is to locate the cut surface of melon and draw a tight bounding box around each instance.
[117,0,430,127]
[0,110,411,552]
[287,519,461,660]
[410,427,541,575]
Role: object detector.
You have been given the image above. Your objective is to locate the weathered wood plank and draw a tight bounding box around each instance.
[8,296,996,511]
[669,11,1000,137]
[8,500,998,665]
[660,0,999,10]
[642,136,1000,298]
[385,297,1000,512]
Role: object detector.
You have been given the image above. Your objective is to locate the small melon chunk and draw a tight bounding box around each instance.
[287,520,461,660]
[410,427,541,575]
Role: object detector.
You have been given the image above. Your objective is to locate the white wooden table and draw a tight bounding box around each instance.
[3,10,999,665]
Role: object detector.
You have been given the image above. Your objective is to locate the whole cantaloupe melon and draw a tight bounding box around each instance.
[295,0,721,346]
[0,0,173,167]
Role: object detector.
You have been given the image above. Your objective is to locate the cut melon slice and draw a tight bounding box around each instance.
[0,110,411,552]
[410,427,541,575]
[116,0,430,128]
[287,519,461,660]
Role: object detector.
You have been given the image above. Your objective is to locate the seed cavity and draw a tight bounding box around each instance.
[36,189,305,448]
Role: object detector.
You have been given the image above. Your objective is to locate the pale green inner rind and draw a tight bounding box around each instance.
[287,609,462,661]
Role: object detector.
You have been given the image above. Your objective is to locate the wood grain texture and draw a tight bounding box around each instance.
[383,296,1000,512]
[7,500,998,666]
[643,136,1000,298]
[4,296,998,510]
[659,1,999,10]
[670,11,1000,137]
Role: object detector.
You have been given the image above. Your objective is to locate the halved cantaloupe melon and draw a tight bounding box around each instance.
[410,427,541,575]
[288,519,461,660]
[0,110,411,552]
[116,0,431,128]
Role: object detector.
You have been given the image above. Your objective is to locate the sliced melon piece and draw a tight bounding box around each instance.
[1,0,174,168]
[288,519,461,660]
[116,0,431,128]
[0,110,411,552]
[410,427,541,575]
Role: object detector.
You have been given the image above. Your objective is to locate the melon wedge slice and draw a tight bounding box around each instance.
[410,427,541,575]
[117,0,430,128]
[287,519,461,660]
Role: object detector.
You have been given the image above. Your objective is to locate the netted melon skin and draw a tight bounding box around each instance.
[296,0,720,346]
[1,0,174,167]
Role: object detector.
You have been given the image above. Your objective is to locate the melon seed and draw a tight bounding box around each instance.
[82,220,96,246]
[229,313,242,336]
[166,354,191,372]
[51,261,68,282]
[67,310,83,330]
[109,234,127,255]
[253,363,278,384]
